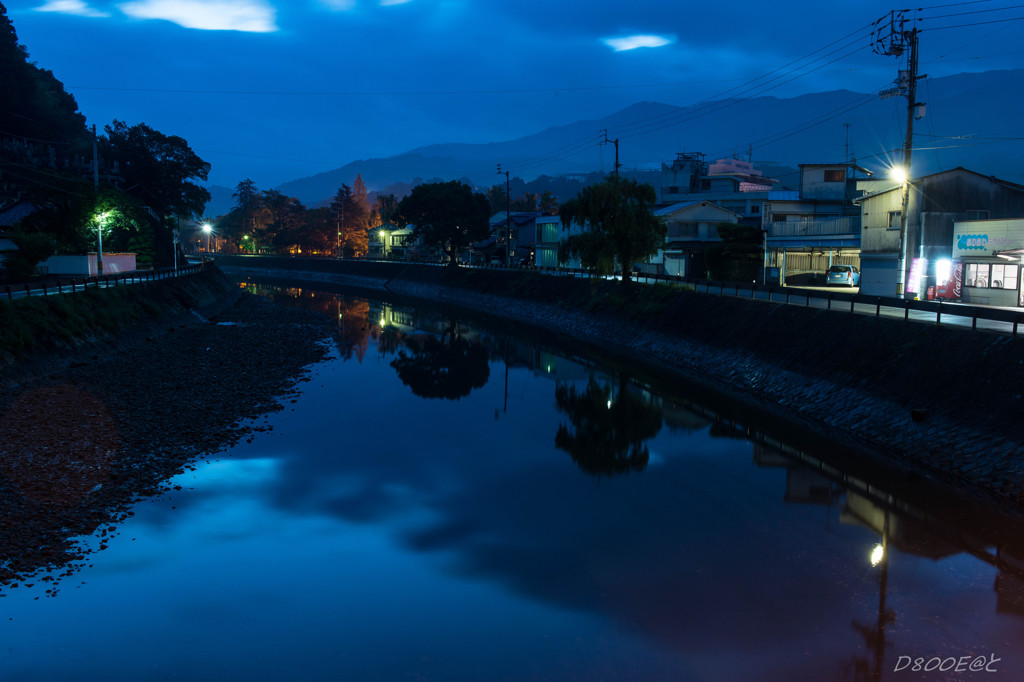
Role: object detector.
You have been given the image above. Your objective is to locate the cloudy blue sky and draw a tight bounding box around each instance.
[7,0,1024,189]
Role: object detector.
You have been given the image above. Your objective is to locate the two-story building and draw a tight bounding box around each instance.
[763,163,867,285]
[854,167,1024,298]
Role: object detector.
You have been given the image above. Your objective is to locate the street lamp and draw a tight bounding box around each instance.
[202,223,212,256]
[95,210,111,276]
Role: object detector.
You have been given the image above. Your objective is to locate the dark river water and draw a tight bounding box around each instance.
[4,281,1024,681]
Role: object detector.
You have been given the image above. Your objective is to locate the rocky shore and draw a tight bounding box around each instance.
[0,275,335,589]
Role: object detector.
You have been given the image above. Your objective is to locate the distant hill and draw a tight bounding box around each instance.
[243,69,1024,209]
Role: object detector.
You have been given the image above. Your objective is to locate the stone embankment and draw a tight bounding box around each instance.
[216,255,1024,510]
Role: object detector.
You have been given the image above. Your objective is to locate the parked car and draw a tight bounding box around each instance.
[825,264,860,287]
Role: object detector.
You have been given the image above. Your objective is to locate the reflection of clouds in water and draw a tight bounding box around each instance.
[181,458,281,490]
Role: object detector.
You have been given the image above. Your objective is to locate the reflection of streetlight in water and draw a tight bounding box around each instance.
[850,511,894,681]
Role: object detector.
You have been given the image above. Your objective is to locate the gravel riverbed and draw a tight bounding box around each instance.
[0,292,335,589]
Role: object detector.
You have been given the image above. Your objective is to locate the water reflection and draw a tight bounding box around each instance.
[554,374,662,476]
[10,279,1022,680]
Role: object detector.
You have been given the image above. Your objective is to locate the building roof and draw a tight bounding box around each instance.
[854,167,1024,203]
[655,200,740,219]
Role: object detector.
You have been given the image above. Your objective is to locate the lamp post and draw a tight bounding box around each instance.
[94,210,111,276]
[202,223,212,258]
[96,215,104,276]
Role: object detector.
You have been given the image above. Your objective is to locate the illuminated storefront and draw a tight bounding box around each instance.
[953,218,1024,308]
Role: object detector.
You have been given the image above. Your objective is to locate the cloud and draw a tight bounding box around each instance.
[319,0,356,9]
[602,34,676,52]
[379,0,414,5]
[34,0,111,17]
[117,0,278,32]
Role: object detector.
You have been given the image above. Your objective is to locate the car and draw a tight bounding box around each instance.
[825,264,860,287]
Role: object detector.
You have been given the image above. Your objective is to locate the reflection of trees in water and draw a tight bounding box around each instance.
[390,321,490,400]
[554,375,662,477]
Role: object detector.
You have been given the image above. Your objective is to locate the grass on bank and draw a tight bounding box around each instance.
[0,268,233,367]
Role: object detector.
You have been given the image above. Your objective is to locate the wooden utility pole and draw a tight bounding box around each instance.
[601,130,621,176]
[874,10,925,298]
[497,164,510,265]
[92,124,103,276]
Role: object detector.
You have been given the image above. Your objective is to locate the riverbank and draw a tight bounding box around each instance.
[0,268,336,586]
[215,255,1024,510]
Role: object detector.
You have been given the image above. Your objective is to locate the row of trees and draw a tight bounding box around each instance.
[213,175,387,258]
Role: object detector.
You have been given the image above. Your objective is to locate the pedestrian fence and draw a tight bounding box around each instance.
[3,262,207,301]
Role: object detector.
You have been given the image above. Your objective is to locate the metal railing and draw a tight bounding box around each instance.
[2,262,207,301]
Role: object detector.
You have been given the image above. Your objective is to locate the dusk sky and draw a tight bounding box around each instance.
[7,0,1024,190]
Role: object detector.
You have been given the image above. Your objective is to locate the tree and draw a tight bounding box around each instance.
[329,177,371,258]
[99,120,211,220]
[376,193,400,227]
[539,190,559,215]
[510,192,538,212]
[397,180,491,267]
[3,231,55,281]
[558,175,665,288]
[486,185,507,214]
[554,375,662,477]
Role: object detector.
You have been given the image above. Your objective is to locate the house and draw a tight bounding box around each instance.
[650,201,740,277]
[763,163,867,285]
[369,225,416,259]
[659,152,781,220]
[486,211,552,264]
[854,167,1024,298]
[534,215,583,269]
[951,218,1024,307]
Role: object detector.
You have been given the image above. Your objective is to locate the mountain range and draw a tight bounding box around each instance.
[204,68,1024,215]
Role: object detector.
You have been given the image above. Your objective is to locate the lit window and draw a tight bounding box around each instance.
[991,263,1018,290]
[965,263,988,288]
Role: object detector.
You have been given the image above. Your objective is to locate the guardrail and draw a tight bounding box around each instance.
[3,262,207,301]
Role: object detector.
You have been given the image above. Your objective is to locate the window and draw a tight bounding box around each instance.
[751,205,760,213]
[991,263,1019,290]
[966,263,988,288]
[966,209,990,220]
[772,214,787,222]
[888,210,902,230]
[824,169,845,182]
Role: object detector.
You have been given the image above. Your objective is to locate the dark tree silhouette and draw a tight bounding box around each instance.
[390,321,490,400]
[397,180,491,267]
[554,375,663,476]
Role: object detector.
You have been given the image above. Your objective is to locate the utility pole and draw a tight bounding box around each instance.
[600,130,621,176]
[874,10,926,298]
[497,163,510,265]
[92,124,103,276]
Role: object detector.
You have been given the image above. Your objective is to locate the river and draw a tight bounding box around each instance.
[3,281,1023,681]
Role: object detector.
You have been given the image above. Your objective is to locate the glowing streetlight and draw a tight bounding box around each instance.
[870,543,885,567]
[889,166,911,297]
[95,210,111,276]
[202,223,212,255]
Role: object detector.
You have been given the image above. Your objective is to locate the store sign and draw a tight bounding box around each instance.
[957,234,989,251]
